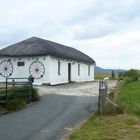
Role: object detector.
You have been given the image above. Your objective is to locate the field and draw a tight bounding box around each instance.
[95,73,118,80]
[69,80,140,140]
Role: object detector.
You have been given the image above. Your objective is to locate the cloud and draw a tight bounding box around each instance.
[72,30,140,69]
[0,0,140,69]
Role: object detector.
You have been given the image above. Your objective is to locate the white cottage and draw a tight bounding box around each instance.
[0,37,95,85]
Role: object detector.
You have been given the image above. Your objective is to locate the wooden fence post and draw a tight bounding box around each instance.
[12,79,15,87]
[103,79,108,97]
[5,78,8,99]
[28,76,34,101]
[28,76,32,101]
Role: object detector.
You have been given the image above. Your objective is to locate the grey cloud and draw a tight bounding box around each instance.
[73,25,116,40]
[64,0,140,40]
[0,0,140,51]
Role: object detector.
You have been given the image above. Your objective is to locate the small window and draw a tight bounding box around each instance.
[78,64,80,76]
[88,65,90,76]
[17,61,25,66]
[58,61,61,75]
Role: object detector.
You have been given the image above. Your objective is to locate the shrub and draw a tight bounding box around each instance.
[123,69,140,82]
[31,88,39,101]
[118,71,125,80]
[5,98,26,111]
[0,86,39,111]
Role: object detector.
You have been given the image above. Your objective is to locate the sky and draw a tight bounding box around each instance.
[0,0,140,69]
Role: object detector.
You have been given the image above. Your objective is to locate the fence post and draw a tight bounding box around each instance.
[98,81,106,114]
[28,76,32,101]
[12,79,15,87]
[103,79,108,97]
[6,78,8,99]
[28,76,34,101]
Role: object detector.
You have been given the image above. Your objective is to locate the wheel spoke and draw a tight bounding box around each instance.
[29,61,45,78]
[0,60,13,77]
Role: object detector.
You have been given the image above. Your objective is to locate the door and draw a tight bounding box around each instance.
[68,63,71,82]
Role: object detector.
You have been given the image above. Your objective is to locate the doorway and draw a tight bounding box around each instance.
[68,63,71,82]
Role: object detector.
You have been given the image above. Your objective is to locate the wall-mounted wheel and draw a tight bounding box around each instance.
[29,61,45,79]
[0,60,13,77]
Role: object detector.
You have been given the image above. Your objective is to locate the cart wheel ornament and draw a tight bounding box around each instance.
[0,60,13,77]
[29,61,45,78]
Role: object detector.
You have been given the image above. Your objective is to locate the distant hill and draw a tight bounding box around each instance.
[95,66,126,74]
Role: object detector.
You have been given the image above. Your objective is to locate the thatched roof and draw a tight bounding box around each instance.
[0,37,95,64]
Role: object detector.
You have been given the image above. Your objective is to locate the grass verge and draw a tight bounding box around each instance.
[0,86,39,112]
[69,80,140,140]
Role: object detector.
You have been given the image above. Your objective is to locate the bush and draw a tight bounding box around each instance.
[123,69,140,82]
[118,71,125,80]
[5,98,26,111]
[0,86,39,111]
[31,88,39,101]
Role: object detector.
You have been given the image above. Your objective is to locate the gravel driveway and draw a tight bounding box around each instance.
[0,80,117,140]
[37,80,117,96]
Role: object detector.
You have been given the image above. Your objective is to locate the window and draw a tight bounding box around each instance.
[88,65,90,76]
[58,61,61,75]
[78,64,80,76]
[17,61,25,66]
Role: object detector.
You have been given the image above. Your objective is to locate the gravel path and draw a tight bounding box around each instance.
[36,80,117,97]
[0,80,117,140]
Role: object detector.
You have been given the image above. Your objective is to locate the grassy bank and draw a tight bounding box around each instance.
[0,86,39,112]
[69,80,140,140]
[117,80,140,115]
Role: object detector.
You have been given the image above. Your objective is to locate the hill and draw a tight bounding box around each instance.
[95,66,126,74]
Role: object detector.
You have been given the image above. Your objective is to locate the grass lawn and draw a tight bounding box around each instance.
[69,80,140,140]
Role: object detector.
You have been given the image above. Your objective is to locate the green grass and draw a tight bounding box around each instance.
[69,80,140,140]
[0,86,39,111]
[95,73,110,79]
[95,73,118,80]
[69,115,140,140]
[117,80,140,115]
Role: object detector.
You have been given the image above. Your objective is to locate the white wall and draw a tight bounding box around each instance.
[49,56,94,85]
[71,62,94,82]
[0,56,94,85]
[49,57,69,85]
[0,56,50,85]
